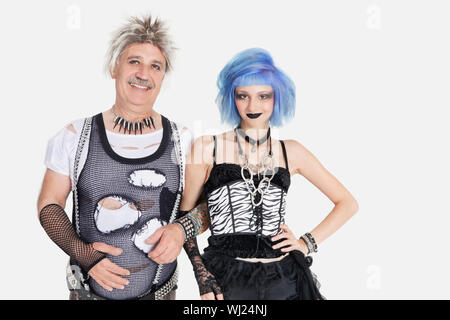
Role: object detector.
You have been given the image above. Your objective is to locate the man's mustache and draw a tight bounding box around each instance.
[127,77,155,89]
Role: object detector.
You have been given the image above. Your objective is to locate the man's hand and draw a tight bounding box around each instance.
[88,242,130,292]
[146,223,185,264]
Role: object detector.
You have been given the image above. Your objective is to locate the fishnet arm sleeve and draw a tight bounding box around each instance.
[183,238,222,296]
[39,203,105,272]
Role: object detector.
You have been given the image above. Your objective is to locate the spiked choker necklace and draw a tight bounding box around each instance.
[112,106,155,135]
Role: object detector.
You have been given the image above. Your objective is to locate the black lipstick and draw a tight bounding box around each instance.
[247,113,262,119]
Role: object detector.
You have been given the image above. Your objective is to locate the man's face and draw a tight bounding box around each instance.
[112,42,166,108]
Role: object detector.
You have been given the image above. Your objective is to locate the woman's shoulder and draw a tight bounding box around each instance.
[192,134,214,148]
[188,134,215,165]
[193,130,234,146]
[279,139,311,174]
[190,131,234,164]
[282,139,324,176]
[282,139,308,154]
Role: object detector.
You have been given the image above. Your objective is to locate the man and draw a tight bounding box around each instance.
[38,14,206,300]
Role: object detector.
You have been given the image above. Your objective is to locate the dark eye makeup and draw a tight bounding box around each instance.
[235,91,273,100]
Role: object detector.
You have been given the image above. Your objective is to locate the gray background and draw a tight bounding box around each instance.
[0,0,449,299]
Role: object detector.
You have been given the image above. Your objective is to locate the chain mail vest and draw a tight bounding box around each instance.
[72,113,183,300]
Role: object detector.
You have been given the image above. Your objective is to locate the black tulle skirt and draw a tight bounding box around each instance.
[202,249,325,300]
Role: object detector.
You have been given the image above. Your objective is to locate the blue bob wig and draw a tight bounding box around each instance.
[216,48,296,127]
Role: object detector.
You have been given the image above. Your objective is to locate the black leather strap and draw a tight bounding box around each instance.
[212,135,217,165]
[279,140,289,172]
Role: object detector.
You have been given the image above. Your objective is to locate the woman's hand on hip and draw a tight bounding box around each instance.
[271,224,308,255]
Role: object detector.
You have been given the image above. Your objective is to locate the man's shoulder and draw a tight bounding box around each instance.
[66,117,89,134]
[49,116,93,149]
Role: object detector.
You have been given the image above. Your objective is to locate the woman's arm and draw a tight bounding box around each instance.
[146,136,214,263]
[284,139,359,247]
[177,135,215,229]
[183,237,223,300]
[180,136,223,300]
[180,135,214,210]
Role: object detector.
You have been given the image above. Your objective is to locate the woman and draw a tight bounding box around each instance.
[179,48,358,300]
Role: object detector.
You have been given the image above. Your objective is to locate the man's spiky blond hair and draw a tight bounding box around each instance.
[105,14,175,75]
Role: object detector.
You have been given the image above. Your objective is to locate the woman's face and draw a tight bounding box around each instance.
[235,85,274,128]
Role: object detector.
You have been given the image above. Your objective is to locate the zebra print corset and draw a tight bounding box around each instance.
[204,163,291,237]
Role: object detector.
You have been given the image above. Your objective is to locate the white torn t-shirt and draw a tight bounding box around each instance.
[44,116,194,181]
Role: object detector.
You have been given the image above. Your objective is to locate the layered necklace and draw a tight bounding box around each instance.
[112,105,156,135]
[235,126,275,207]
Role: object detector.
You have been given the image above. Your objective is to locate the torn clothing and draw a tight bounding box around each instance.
[42,113,189,300]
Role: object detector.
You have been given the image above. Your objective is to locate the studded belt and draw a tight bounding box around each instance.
[138,265,179,300]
